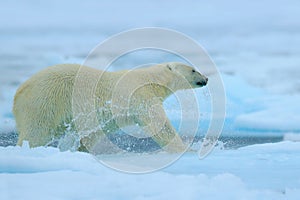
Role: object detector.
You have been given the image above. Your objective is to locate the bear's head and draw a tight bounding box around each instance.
[163,62,208,91]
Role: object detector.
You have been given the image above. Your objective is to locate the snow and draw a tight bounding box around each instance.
[1,142,300,200]
[1,0,300,199]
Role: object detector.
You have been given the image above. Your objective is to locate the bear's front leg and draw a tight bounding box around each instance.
[151,120,187,153]
[141,104,188,153]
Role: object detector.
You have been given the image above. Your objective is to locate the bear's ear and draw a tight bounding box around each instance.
[167,64,172,71]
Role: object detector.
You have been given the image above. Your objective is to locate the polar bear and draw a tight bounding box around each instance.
[13,62,208,153]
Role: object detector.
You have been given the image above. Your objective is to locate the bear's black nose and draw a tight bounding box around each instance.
[196,78,208,86]
[196,81,206,86]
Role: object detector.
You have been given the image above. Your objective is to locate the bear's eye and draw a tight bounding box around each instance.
[192,69,195,73]
[167,65,172,71]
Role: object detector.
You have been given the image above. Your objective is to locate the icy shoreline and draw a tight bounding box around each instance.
[1,141,300,200]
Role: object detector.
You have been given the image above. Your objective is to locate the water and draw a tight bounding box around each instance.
[0,131,283,152]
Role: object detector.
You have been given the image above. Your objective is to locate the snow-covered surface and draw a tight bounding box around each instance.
[1,0,300,199]
[1,141,300,200]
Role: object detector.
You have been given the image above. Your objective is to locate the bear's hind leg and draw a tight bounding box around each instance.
[17,126,54,148]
